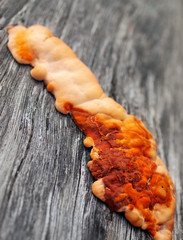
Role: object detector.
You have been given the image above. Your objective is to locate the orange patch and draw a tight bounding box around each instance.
[15,31,34,62]
[71,109,172,233]
[64,102,73,111]
[47,83,54,92]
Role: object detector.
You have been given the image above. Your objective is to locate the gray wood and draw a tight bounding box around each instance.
[0,0,183,239]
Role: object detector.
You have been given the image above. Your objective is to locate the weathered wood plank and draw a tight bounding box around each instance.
[0,0,183,239]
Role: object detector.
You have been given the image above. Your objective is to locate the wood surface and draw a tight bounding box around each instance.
[0,0,183,239]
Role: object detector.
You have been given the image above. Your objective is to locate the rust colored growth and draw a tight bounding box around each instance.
[71,108,101,144]
[102,154,157,212]
[71,109,172,218]
[15,30,34,62]
[64,102,73,112]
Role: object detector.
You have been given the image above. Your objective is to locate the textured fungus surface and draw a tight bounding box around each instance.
[71,109,174,238]
[6,25,176,240]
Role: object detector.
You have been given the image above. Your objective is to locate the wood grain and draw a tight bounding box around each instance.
[0,0,183,239]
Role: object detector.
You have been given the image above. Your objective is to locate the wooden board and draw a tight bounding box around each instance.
[0,0,183,239]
